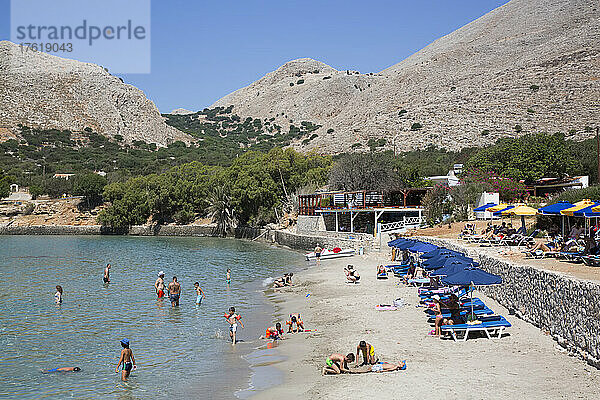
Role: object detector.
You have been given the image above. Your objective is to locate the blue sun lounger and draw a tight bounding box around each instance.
[407,278,430,286]
[441,316,511,341]
[427,307,494,322]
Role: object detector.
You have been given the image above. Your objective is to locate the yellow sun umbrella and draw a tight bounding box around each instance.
[593,204,600,213]
[502,204,538,216]
[487,203,509,212]
[560,199,596,216]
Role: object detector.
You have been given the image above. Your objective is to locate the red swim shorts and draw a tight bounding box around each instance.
[157,289,165,298]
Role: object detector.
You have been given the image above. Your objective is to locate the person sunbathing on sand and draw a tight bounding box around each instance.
[322,353,354,375]
[351,361,406,374]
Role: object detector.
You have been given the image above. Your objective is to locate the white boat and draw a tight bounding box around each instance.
[305,248,355,261]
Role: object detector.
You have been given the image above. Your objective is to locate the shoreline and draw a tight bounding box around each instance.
[253,249,600,399]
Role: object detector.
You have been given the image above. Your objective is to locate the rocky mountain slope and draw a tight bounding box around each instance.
[211,0,600,153]
[0,41,191,146]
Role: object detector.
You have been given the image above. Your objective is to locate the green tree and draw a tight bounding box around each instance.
[72,173,108,208]
[0,169,13,198]
[328,152,401,192]
[466,133,581,183]
[207,186,236,237]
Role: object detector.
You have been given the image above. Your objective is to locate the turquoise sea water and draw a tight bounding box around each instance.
[0,236,304,399]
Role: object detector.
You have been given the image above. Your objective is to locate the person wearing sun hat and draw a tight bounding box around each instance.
[115,338,136,381]
[155,271,165,299]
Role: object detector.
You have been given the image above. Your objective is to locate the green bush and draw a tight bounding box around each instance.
[527,108,535,114]
[398,109,407,116]
[514,124,523,133]
[410,123,422,131]
[29,185,44,200]
[327,128,334,134]
[173,208,195,225]
[481,129,490,136]
[530,84,540,91]
[551,185,600,203]
[297,79,304,84]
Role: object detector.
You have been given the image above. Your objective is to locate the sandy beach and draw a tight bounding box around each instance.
[255,250,600,399]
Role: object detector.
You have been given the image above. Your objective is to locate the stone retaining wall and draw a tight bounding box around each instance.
[420,236,600,368]
[0,225,105,235]
[0,223,369,255]
[272,230,372,252]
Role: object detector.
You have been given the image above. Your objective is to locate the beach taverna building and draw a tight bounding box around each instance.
[298,189,425,236]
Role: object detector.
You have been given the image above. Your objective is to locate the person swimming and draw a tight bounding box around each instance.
[42,366,81,373]
[226,269,231,286]
[54,285,63,304]
[194,282,205,305]
[103,264,111,283]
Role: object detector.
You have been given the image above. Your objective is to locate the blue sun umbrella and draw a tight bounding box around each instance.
[408,242,438,253]
[387,238,410,247]
[422,254,474,269]
[473,203,497,212]
[442,267,502,320]
[421,248,461,259]
[429,262,470,277]
[394,240,418,250]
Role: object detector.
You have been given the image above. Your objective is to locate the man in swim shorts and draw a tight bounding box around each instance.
[103,264,111,283]
[355,341,377,366]
[115,338,136,381]
[155,271,166,299]
[224,306,244,345]
[42,366,81,373]
[168,276,181,307]
[322,353,354,375]
[194,282,205,305]
[314,244,322,265]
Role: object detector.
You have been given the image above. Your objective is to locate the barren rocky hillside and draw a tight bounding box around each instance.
[211,0,600,154]
[0,41,191,146]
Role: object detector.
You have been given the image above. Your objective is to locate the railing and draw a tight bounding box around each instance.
[380,216,423,233]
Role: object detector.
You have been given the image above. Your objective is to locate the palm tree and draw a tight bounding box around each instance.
[207,186,236,237]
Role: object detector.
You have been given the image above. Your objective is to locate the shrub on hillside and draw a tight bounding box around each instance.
[410,123,422,131]
[551,185,600,203]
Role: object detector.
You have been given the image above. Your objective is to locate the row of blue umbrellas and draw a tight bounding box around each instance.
[387,238,502,286]
[388,238,502,319]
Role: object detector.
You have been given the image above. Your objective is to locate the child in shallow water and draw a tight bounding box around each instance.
[115,339,136,381]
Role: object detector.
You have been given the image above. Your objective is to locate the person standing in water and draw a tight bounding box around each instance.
[226,269,231,286]
[224,307,244,345]
[115,338,136,381]
[194,282,205,305]
[54,285,63,304]
[314,244,322,266]
[155,271,166,299]
[168,276,181,307]
[103,264,111,283]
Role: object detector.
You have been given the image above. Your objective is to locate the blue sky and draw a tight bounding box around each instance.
[1,0,509,112]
